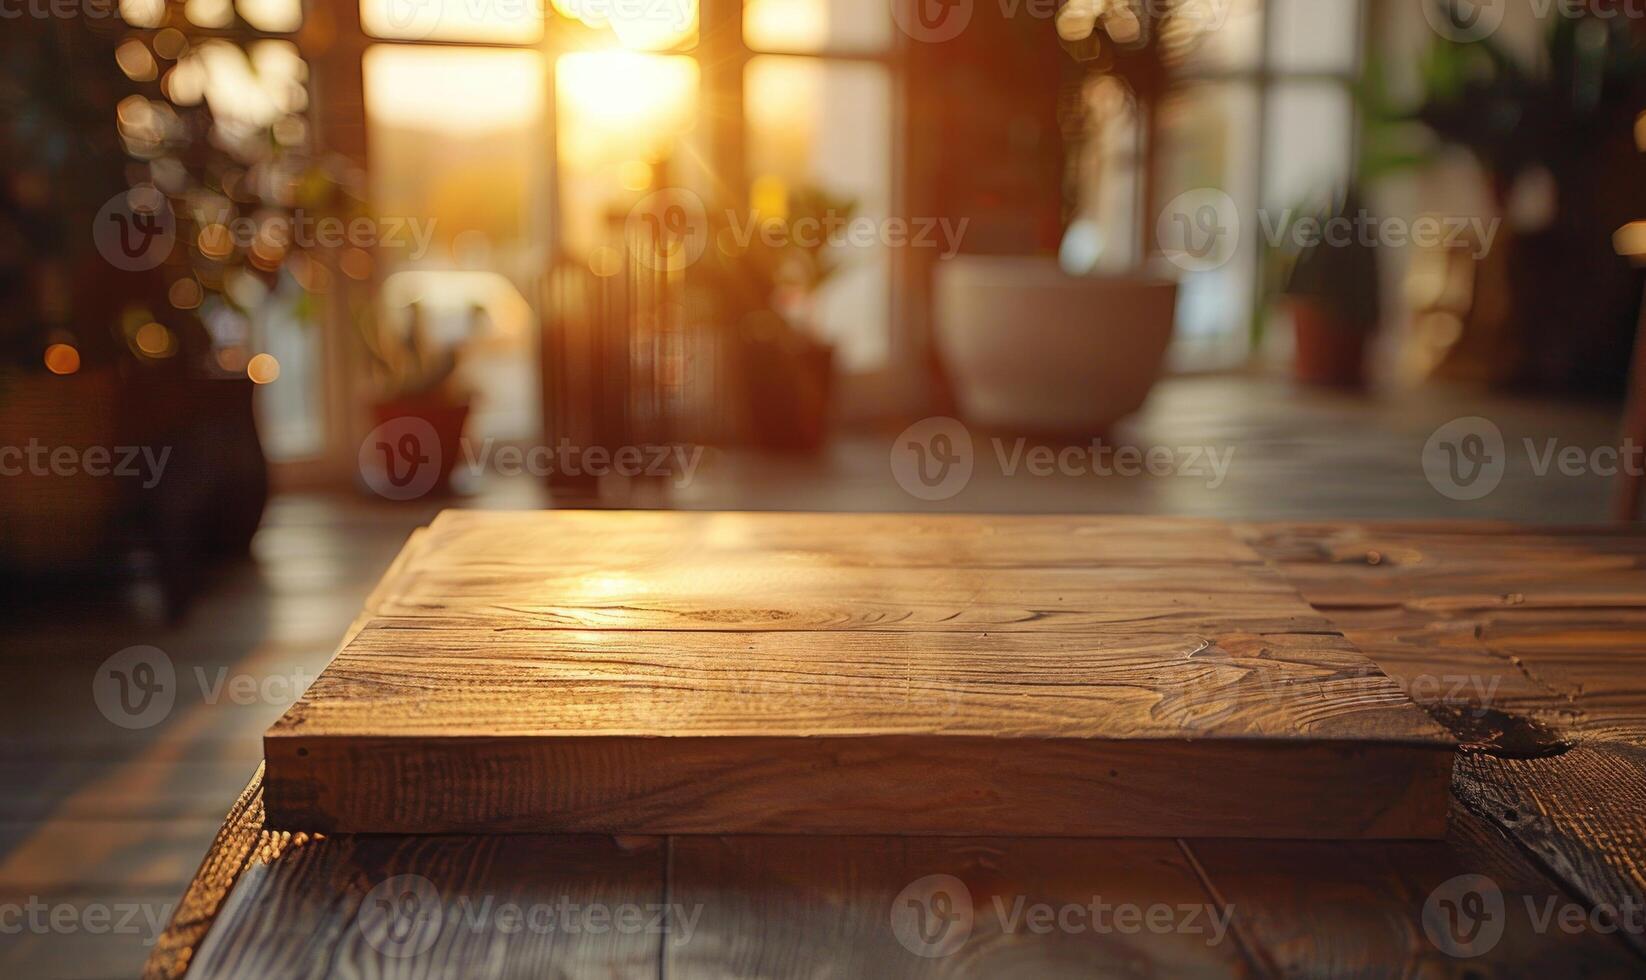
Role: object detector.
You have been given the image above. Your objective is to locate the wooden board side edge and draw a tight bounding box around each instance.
[263,733,1453,839]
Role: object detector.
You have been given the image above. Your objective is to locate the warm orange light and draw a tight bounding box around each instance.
[44,344,81,376]
[1617,222,1646,260]
[552,0,697,50]
[588,245,624,278]
[744,0,827,51]
[184,0,233,28]
[116,40,159,82]
[120,0,166,28]
[341,247,374,281]
[246,353,281,384]
[618,160,654,192]
[555,52,697,170]
[134,322,175,357]
[238,0,302,32]
[198,223,234,260]
[216,347,248,373]
[153,28,188,61]
[363,0,543,43]
[169,278,204,310]
[364,46,544,137]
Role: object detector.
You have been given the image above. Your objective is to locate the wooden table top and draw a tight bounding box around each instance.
[145,517,1646,978]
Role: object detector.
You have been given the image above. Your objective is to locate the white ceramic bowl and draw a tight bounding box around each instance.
[934,256,1178,435]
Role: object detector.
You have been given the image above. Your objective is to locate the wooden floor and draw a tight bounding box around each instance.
[0,375,1629,978]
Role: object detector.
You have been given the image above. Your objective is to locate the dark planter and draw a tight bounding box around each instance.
[125,374,270,615]
[740,335,835,453]
[0,369,123,570]
[371,395,472,494]
[1292,299,1369,388]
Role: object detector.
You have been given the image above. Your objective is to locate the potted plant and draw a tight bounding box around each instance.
[702,186,856,452]
[0,18,274,610]
[1395,5,1646,392]
[1273,189,1383,388]
[359,300,474,494]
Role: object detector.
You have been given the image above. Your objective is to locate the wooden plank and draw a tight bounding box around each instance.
[1245,522,1646,747]
[185,831,663,979]
[1250,522,1646,966]
[143,767,301,980]
[666,836,1250,977]
[264,514,1450,837]
[1454,745,1646,959]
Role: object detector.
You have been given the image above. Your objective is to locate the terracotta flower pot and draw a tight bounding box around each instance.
[1291,298,1369,388]
[371,396,472,495]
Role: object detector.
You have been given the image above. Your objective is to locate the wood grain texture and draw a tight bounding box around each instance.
[186,830,664,979]
[1183,800,1644,977]
[667,836,1251,978]
[1245,521,1646,971]
[265,512,1450,837]
[1241,522,1646,746]
[1454,745,1646,959]
[142,766,308,980]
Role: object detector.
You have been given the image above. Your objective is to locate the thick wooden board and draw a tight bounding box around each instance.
[265,512,1450,837]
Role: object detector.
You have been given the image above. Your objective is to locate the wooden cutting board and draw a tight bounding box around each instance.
[263,511,1454,837]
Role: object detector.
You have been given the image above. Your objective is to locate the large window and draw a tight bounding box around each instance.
[1071,0,1366,367]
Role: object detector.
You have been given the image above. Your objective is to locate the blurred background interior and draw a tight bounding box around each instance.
[1,1,1645,975]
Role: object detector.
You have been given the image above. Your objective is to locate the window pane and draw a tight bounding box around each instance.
[552,0,698,50]
[360,0,544,43]
[1063,75,1141,275]
[744,0,890,53]
[556,52,701,258]
[1262,82,1354,209]
[1270,0,1362,73]
[745,56,892,373]
[1173,0,1263,72]
[365,46,550,441]
[1155,80,1261,362]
